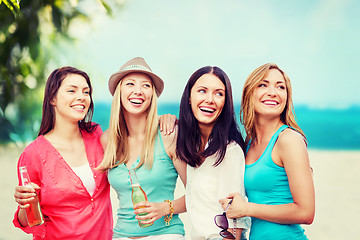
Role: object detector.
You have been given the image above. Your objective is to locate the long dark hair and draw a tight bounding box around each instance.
[38,66,97,136]
[176,66,245,167]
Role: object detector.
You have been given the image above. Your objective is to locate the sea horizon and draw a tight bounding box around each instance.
[93,102,360,151]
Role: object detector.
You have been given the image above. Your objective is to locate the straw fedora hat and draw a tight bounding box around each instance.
[108,57,164,96]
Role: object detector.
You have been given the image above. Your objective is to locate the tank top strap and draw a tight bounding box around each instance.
[245,142,251,155]
[263,125,289,157]
[155,128,167,155]
[245,125,289,158]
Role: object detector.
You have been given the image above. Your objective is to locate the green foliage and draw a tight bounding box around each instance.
[1,0,20,17]
[98,0,113,16]
[0,0,44,142]
[0,0,118,143]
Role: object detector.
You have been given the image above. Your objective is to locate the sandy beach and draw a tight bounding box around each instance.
[1,144,359,240]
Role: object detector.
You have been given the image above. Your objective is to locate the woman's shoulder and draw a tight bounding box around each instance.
[159,126,177,157]
[277,127,307,150]
[274,127,309,167]
[227,140,243,151]
[279,127,304,142]
[81,122,103,138]
[225,141,245,158]
[23,135,47,152]
[19,136,49,165]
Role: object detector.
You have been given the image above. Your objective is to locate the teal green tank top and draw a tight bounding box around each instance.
[108,131,184,237]
[244,125,308,240]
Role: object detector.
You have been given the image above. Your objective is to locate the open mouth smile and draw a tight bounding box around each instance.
[71,104,85,110]
[129,98,144,105]
[262,100,278,106]
[199,106,216,114]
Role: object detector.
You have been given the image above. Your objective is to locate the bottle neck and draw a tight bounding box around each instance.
[129,169,140,186]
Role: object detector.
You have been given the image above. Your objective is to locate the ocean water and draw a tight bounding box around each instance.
[93,102,360,150]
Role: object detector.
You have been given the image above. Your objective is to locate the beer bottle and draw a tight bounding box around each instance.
[19,166,44,227]
[129,169,153,228]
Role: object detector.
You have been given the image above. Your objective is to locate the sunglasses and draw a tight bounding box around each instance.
[214,199,235,239]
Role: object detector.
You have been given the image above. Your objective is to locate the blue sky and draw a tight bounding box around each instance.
[52,0,360,108]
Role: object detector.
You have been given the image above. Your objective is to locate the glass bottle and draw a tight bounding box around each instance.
[19,166,44,227]
[129,169,153,228]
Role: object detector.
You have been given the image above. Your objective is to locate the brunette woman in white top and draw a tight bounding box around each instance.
[176,66,251,240]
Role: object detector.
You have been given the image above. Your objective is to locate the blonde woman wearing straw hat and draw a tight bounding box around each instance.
[97,57,186,240]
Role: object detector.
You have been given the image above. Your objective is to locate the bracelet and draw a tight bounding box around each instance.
[164,200,174,226]
[233,219,237,239]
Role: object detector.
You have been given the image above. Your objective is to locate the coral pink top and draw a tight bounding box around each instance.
[13,125,112,239]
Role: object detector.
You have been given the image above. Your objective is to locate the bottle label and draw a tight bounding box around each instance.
[19,166,31,186]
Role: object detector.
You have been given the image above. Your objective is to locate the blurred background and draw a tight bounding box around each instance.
[1,0,359,148]
[1,0,359,239]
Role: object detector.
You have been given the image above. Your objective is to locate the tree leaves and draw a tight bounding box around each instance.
[1,0,20,18]
[98,0,112,17]
[0,0,121,143]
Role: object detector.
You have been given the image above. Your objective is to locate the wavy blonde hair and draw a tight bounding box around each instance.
[240,63,306,143]
[98,79,159,171]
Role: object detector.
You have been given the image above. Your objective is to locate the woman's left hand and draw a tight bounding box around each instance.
[134,201,169,224]
[159,114,177,135]
[219,192,248,219]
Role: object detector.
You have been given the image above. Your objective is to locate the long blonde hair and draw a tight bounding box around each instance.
[240,63,306,143]
[98,79,159,171]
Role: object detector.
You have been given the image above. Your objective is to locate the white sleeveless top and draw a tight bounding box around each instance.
[71,163,96,196]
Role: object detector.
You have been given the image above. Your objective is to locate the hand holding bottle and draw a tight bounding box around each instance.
[14,166,44,227]
[129,169,153,228]
[14,183,40,208]
[133,201,170,224]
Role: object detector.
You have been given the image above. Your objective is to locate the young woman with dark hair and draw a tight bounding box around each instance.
[176,66,250,240]
[177,66,245,167]
[13,66,112,239]
[38,67,97,135]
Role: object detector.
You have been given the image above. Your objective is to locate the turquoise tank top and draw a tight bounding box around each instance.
[108,131,184,237]
[244,125,308,240]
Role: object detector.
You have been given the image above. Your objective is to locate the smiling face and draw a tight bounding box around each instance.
[190,73,226,131]
[119,73,154,116]
[51,73,91,124]
[253,68,287,119]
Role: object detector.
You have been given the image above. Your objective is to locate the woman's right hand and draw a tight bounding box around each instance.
[133,201,169,224]
[14,183,40,208]
[219,192,248,219]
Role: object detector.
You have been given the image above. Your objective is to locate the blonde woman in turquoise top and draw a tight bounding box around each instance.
[97,57,186,239]
[220,63,315,240]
